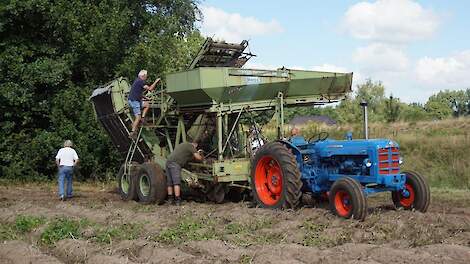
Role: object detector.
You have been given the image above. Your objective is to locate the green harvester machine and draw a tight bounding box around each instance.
[91,38,353,204]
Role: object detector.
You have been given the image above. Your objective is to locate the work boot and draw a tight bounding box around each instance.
[166,195,174,205]
[174,196,182,206]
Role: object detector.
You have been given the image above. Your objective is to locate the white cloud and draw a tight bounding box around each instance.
[353,43,410,72]
[243,62,277,70]
[311,64,349,73]
[416,50,470,88]
[200,6,283,42]
[343,0,439,43]
[243,61,309,71]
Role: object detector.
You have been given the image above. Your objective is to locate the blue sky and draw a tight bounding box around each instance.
[198,0,470,103]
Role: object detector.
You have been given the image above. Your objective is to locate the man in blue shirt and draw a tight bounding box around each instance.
[128,70,160,137]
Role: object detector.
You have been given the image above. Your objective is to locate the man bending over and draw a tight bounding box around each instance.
[166,142,204,206]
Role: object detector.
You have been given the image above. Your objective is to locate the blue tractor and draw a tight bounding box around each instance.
[250,116,430,221]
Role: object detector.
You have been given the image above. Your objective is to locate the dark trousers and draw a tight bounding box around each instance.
[165,161,181,186]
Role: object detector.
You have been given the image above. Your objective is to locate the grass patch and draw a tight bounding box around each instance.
[154,215,282,246]
[0,223,17,241]
[239,254,254,264]
[223,217,283,246]
[431,188,470,207]
[15,215,46,233]
[301,221,328,247]
[40,218,88,245]
[155,215,217,244]
[0,215,46,241]
[301,220,352,247]
[37,216,145,245]
[93,223,143,244]
[225,217,274,235]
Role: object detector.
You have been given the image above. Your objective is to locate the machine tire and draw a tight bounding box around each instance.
[117,163,139,201]
[250,142,302,209]
[207,184,227,204]
[329,177,367,221]
[136,162,167,204]
[392,171,430,212]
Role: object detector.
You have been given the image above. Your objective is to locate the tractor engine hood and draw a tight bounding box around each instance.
[312,139,400,158]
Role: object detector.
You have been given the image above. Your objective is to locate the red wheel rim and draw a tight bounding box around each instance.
[399,183,415,207]
[254,156,283,206]
[334,190,352,217]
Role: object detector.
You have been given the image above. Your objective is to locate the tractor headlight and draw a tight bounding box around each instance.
[399,157,403,165]
[363,158,372,167]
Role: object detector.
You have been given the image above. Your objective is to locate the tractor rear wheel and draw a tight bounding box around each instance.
[392,171,430,212]
[250,142,302,209]
[136,162,167,204]
[117,163,139,201]
[329,177,367,221]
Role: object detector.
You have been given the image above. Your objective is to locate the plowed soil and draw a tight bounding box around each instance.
[1,182,470,264]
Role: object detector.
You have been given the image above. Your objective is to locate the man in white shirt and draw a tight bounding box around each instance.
[55,140,79,201]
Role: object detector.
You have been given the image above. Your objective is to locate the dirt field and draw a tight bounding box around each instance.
[1,182,470,264]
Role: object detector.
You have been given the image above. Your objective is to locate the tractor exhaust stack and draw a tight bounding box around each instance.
[360,100,369,140]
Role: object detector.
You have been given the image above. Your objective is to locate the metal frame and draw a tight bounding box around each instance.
[93,67,350,192]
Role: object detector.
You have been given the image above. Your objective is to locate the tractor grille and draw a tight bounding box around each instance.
[378,147,400,174]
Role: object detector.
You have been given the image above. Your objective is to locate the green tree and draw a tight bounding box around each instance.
[425,101,453,120]
[355,79,385,112]
[425,89,470,118]
[336,79,386,123]
[400,103,429,122]
[0,0,202,180]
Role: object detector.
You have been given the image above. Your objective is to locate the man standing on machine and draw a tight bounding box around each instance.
[128,70,160,138]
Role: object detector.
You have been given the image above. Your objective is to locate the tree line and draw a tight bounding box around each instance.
[286,79,470,124]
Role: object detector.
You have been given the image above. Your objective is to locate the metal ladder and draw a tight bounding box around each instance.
[123,125,144,177]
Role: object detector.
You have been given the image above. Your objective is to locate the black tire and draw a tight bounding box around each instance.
[329,177,367,221]
[136,162,167,204]
[117,163,139,201]
[392,170,430,212]
[250,142,302,209]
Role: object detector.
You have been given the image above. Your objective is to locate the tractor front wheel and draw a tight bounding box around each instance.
[136,162,167,204]
[392,171,430,212]
[250,142,302,209]
[329,177,367,221]
[117,163,139,201]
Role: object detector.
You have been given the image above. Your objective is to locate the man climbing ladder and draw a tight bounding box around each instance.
[128,69,160,138]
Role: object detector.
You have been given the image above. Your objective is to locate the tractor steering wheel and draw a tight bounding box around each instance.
[308,132,329,143]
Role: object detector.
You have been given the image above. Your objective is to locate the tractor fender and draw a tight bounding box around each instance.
[275,140,303,166]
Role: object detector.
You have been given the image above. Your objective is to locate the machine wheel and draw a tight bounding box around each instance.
[136,162,167,204]
[117,163,139,201]
[207,184,227,204]
[250,142,302,209]
[392,171,430,212]
[329,177,367,221]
